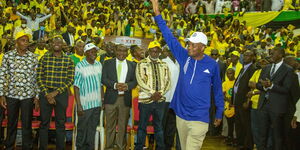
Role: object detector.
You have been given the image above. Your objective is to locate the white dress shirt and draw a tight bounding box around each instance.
[295,99,300,122]
[162,57,180,102]
[270,59,283,76]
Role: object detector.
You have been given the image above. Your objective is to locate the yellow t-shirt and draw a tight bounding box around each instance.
[4,23,14,32]
[133,23,145,38]
[214,41,229,56]
[222,80,235,99]
[204,46,214,56]
[285,48,296,56]
[34,48,48,60]
[0,25,4,37]
[144,25,156,39]
[249,69,262,109]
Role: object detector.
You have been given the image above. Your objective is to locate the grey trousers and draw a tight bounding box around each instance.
[76,107,100,150]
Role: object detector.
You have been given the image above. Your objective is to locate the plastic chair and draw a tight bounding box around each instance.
[95,109,105,150]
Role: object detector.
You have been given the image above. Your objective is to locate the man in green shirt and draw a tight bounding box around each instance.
[70,40,85,66]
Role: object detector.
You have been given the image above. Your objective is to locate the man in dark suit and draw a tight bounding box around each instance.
[283,57,300,150]
[232,50,256,150]
[256,47,294,150]
[101,44,137,150]
[62,26,75,46]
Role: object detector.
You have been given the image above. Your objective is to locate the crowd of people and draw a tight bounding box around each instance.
[0,0,300,150]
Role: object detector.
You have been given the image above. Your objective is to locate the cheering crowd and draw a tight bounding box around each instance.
[0,0,300,150]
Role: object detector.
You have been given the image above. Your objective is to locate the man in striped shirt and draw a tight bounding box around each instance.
[74,43,102,150]
[37,36,74,150]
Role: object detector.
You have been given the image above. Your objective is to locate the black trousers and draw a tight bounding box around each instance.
[288,122,300,150]
[39,91,68,150]
[76,107,100,150]
[5,97,33,150]
[0,107,4,143]
[235,106,253,149]
[258,106,285,150]
[226,116,235,139]
[162,102,181,150]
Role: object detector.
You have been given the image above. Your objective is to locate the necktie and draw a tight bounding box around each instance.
[117,61,123,81]
[235,67,245,85]
[270,64,276,77]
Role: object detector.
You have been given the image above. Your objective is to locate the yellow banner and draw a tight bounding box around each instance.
[236,11,282,28]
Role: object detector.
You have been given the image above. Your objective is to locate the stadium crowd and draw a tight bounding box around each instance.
[0,0,300,150]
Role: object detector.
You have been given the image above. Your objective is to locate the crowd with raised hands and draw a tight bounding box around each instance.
[0,0,300,150]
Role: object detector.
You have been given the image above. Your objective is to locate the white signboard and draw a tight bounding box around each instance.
[115,37,142,46]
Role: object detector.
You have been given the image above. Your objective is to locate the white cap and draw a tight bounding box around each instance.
[186,32,208,45]
[84,43,99,53]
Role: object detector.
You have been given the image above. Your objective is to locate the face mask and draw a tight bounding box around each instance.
[40,26,45,30]
[21,24,26,28]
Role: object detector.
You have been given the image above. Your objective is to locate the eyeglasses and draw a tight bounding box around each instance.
[211,54,218,56]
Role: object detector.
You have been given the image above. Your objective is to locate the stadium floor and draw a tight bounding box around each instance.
[11,136,236,150]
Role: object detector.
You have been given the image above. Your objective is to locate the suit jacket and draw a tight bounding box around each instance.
[217,59,226,81]
[32,30,48,41]
[257,63,294,113]
[232,63,256,106]
[101,58,137,107]
[286,72,300,115]
[62,32,73,46]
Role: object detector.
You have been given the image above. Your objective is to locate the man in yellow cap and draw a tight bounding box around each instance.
[0,31,38,150]
[135,41,171,149]
[226,50,243,81]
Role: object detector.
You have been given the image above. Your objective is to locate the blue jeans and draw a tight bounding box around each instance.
[135,101,166,150]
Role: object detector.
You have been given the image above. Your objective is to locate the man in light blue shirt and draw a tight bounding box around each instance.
[74,43,102,150]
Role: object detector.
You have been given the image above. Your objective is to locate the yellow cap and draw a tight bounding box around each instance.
[52,34,64,39]
[288,41,295,46]
[231,51,240,57]
[15,32,32,40]
[261,39,267,43]
[148,41,161,49]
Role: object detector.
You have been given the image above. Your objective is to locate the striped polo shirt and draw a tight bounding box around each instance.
[74,59,102,110]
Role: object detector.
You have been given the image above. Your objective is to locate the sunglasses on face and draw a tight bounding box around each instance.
[211,53,218,56]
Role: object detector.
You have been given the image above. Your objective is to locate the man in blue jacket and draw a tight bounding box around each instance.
[150,0,224,149]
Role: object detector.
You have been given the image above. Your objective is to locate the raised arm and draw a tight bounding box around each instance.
[150,0,188,65]
[16,11,31,21]
[61,10,70,24]
[38,13,52,23]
